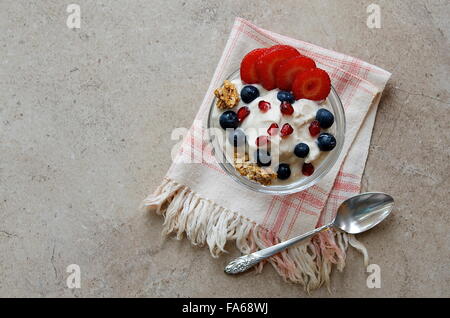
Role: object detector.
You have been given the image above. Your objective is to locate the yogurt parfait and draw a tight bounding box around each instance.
[210,45,343,190]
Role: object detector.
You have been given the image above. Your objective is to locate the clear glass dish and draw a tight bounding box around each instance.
[207,69,345,195]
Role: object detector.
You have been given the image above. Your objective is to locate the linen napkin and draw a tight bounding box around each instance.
[143,18,391,291]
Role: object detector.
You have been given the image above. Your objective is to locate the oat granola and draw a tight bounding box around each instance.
[234,153,276,186]
[214,80,240,110]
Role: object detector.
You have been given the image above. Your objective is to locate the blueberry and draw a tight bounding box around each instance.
[277,91,295,103]
[219,111,239,130]
[255,149,271,167]
[240,85,259,103]
[294,143,310,158]
[317,133,336,151]
[228,128,247,147]
[277,163,291,180]
[316,108,334,129]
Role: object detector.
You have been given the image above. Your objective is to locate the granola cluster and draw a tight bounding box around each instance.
[213,81,276,186]
[214,80,240,110]
[234,153,276,186]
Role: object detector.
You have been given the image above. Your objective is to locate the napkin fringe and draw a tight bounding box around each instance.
[143,178,368,292]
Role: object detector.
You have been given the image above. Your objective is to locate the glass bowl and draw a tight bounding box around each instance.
[207,69,345,195]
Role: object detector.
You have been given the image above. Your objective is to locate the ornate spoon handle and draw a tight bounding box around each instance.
[224,254,265,274]
[224,223,332,274]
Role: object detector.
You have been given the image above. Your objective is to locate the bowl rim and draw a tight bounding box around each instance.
[207,69,346,195]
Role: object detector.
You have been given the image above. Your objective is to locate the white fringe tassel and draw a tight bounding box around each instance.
[143,178,369,292]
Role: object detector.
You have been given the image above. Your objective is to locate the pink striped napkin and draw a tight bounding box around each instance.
[143,18,391,291]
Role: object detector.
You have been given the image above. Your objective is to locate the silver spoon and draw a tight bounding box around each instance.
[224,192,394,274]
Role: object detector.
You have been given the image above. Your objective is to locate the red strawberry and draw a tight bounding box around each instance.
[256,136,270,147]
[309,120,321,136]
[275,56,317,91]
[266,44,293,51]
[237,106,250,122]
[292,68,331,101]
[267,123,279,136]
[256,46,301,90]
[280,123,294,137]
[302,163,315,176]
[258,100,271,112]
[240,48,268,84]
[280,101,294,115]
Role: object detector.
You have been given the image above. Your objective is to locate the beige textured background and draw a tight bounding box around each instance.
[0,0,449,297]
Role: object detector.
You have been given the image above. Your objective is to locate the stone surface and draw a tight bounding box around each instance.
[0,0,449,297]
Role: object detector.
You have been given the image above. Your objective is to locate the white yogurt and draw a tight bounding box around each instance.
[212,79,333,185]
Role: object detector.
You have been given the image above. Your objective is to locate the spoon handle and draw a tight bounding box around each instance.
[224,223,333,274]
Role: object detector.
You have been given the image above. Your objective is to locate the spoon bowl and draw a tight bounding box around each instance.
[333,192,394,234]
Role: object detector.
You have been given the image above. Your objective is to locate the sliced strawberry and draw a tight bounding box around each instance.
[292,68,331,101]
[275,56,316,91]
[240,48,268,84]
[256,46,301,90]
[265,44,298,52]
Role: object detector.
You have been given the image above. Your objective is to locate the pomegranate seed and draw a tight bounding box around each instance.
[309,120,321,136]
[280,102,294,115]
[237,106,250,122]
[302,163,315,176]
[258,100,271,112]
[267,123,279,136]
[280,123,294,137]
[256,136,270,147]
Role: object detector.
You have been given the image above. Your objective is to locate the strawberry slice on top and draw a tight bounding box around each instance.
[292,68,331,101]
[275,56,317,91]
[263,44,295,52]
[240,48,268,84]
[255,45,301,90]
